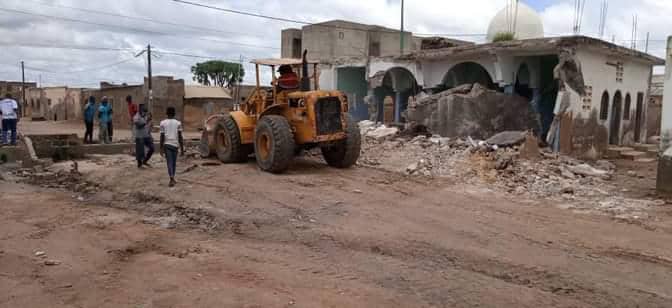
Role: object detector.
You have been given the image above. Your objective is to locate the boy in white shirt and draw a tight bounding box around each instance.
[159,107,184,187]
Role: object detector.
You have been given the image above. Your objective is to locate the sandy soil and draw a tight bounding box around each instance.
[2,151,672,308]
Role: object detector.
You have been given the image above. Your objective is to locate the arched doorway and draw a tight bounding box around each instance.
[610,91,623,145]
[441,62,494,90]
[373,67,419,123]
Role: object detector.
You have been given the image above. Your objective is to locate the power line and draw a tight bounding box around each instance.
[0,7,279,50]
[0,41,135,52]
[21,0,267,39]
[24,58,139,74]
[171,0,450,37]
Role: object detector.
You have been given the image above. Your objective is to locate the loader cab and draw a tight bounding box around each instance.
[243,57,320,116]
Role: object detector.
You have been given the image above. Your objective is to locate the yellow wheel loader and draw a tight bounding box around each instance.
[199,51,360,173]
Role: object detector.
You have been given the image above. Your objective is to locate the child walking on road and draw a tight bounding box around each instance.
[160,107,184,187]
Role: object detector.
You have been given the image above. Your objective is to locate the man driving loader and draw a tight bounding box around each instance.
[277,64,299,90]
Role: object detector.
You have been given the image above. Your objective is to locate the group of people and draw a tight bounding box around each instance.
[84,95,185,187]
[0,93,19,146]
[83,96,114,144]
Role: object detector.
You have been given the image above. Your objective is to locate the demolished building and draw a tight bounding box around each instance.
[283,4,664,158]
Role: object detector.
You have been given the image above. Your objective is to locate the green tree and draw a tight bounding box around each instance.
[191,60,245,88]
[492,32,515,42]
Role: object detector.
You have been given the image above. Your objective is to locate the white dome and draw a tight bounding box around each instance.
[486,2,544,42]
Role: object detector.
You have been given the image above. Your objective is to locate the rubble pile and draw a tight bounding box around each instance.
[358,122,620,200]
[14,162,102,194]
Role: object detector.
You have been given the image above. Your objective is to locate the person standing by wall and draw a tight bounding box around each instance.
[98,97,112,144]
[127,95,138,138]
[160,106,184,187]
[133,104,154,169]
[107,97,114,141]
[83,96,96,144]
[0,93,20,146]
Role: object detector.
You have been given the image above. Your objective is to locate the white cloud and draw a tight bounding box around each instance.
[0,0,668,86]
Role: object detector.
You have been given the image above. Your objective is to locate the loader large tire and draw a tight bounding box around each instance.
[321,114,361,168]
[214,115,251,163]
[254,115,295,173]
[199,130,212,158]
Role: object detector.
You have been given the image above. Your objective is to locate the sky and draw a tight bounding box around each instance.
[0,0,669,87]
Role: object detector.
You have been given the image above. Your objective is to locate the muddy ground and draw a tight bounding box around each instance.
[2,151,672,308]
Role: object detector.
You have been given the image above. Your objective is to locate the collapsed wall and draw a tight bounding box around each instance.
[405,84,537,139]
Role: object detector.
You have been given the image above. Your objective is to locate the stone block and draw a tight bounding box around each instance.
[620,151,647,160]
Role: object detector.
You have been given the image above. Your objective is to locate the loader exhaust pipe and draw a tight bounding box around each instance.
[301,49,310,91]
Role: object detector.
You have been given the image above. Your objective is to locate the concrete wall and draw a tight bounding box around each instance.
[572,48,652,152]
[295,21,413,62]
[281,28,302,58]
[82,84,144,130]
[648,95,663,138]
[183,97,233,130]
[26,87,84,121]
[81,76,185,128]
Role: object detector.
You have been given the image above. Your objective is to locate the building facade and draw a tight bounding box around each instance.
[314,35,661,157]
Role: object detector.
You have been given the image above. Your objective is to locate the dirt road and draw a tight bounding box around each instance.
[2,155,672,307]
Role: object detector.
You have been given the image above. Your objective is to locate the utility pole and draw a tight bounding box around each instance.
[21,61,25,118]
[147,44,153,114]
[645,32,650,53]
[400,0,404,56]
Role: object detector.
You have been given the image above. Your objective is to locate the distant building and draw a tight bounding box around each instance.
[183,85,233,130]
[27,86,85,121]
[0,80,37,116]
[281,19,472,62]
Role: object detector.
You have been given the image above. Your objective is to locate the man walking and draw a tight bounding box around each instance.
[133,104,154,168]
[0,93,20,146]
[98,96,112,144]
[160,106,184,187]
[83,96,96,144]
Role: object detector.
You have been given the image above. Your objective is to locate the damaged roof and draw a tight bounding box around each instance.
[415,36,665,65]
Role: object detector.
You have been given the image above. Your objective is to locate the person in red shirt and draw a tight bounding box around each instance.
[127,95,138,138]
[277,65,299,90]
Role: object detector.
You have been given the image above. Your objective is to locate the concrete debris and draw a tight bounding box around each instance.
[35,251,46,257]
[359,130,622,204]
[567,164,608,178]
[363,124,399,141]
[406,84,537,139]
[485,131,527,147]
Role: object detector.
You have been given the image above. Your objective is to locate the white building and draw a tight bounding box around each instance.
[289,4,664,157]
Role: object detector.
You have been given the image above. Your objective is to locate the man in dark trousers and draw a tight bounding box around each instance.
[133,104,154,168]
[160,106,184,187]
[83,96,96,144]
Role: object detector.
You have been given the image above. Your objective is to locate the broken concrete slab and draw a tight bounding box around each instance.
[567,164,608,177]
[486,131,527,147]
[621,151,647,161]
[634,158,656,163]
[604,146,634,159]
[406,84,537,139]
[633,143,658,152]
[365,126,399,141]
